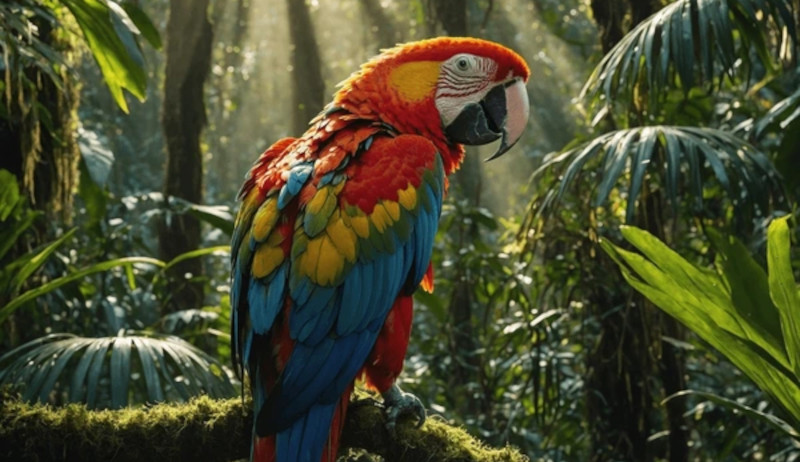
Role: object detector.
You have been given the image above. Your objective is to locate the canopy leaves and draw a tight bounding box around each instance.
[582,0,797,117]
[534,125,782,222]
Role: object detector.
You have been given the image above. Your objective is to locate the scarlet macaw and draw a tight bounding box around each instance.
[231,37,530,462]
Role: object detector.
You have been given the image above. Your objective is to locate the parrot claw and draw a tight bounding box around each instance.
[381,384,426,433]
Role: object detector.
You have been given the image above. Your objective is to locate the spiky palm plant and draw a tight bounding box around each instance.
[0,332,236,409]
[523,0,798,458]
[533,0,795,225]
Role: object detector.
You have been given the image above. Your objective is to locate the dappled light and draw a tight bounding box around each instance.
[2,0,800,461]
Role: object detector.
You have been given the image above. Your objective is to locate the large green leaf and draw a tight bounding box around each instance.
[601,220,800,426]
[767,217,800,378]
[120,1,162,49]
[582,0,797,117]
[0,333,237,409]
[534,125,781,222]
[60,0,148,112]
[706,229,783,352]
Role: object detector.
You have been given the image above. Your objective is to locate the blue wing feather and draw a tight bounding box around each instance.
[337,265,363,334]
[278,162,313,210]
[240,133,446,459]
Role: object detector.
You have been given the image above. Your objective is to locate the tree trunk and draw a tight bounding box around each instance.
[158,0,214,314]
[589,0,625,53]
[207,0,252,204]
[0,13,79,349]
[642,189,689,462]
[286,0,325,135]
[589,0,663,53]
[429,0,488,420]
[432,0,468,37]
[0,17,79,222]
[582,4,688,460]
[359,0,404,51]
[585,282,655,462]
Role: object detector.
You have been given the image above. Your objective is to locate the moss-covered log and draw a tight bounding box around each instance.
[0,394,527,462]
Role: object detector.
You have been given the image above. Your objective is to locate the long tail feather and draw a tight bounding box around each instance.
[252,386,352,462]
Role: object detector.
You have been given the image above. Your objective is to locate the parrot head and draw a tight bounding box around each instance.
[334,37,530,168]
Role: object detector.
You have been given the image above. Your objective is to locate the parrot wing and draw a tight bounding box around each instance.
[231,125,445,455]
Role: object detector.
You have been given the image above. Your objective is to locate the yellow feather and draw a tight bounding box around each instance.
[251,243,284,278]
[315,235,345,286]
[397,185,417,210]
[382,200,401,221]
[389,61,441,102]
[370,203,392,233]
[306,187,330,215]
[299,236,322,279]
[348,212,370,239]
[326,212,357,262]
[251,198,279,242]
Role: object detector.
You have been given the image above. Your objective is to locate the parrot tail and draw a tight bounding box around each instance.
[252,385,352,462]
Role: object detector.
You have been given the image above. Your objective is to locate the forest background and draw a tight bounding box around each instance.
[1,0,800,461]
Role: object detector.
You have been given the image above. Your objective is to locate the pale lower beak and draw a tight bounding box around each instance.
[485,78,529,161]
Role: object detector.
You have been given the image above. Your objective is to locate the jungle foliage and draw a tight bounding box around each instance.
[1,0,800,461]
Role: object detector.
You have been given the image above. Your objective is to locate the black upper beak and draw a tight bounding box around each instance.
[443,79,530,161]
[444,84,506,147]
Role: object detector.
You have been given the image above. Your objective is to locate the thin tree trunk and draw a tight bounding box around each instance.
[584,3,688,461]
[429,0,487,420]
[207,0,252,203]
[642,189,689,462]
[589,0,625,53]
[0,15,79,349]
[286,0,325,135]
[158,0,213,314]
[359,0,404,50]
[585,281,655,462]
[0,18,79,222]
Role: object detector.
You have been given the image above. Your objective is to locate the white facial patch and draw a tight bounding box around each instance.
[434,54,497,126]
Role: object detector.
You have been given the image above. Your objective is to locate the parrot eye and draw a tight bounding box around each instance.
[447,54,489,78]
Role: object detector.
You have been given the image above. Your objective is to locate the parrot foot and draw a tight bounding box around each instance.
[381,384,426,433]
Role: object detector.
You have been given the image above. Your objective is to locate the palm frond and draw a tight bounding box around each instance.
[582,0,797,117]
[0,332,237,409]
[754,86,800,137]
[535,125,782,222]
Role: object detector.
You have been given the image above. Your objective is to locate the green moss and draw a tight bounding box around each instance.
[0,390,527,462]
[342,392,528,462]
[0,393,249,462]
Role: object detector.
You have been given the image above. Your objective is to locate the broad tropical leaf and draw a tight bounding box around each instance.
[582,0,797,117]
[59,0,159,112]
[0,333,238,409]
[534,125,782,222]
[601,216,800,429]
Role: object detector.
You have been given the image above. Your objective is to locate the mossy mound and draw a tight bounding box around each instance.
[0,391,528,462]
